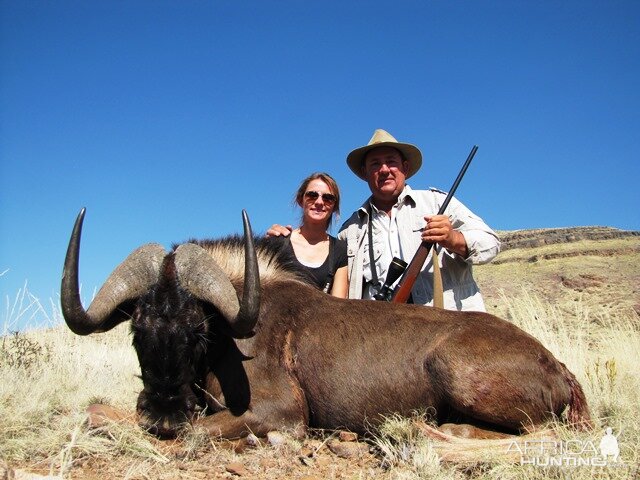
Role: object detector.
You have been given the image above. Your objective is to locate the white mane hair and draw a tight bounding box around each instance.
[192,236,309,287]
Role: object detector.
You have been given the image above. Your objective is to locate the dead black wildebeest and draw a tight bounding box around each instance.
[61,208,591,439]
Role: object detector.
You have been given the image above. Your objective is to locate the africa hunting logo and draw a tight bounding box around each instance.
[507,427,622,468]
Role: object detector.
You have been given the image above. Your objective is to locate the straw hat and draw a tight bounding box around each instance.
[346,129,422,180]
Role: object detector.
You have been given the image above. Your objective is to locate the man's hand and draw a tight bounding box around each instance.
[266,224,293,237]
[421,215,468,257]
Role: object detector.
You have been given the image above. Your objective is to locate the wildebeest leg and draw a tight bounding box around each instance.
[195,407,306,439]
[428,337,573,431]
[198,332,310,439]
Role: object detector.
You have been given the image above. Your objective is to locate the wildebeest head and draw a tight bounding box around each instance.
[60,208,260,437]
[129,256,209,437]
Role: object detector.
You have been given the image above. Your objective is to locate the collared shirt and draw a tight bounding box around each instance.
[362,190,411,299]
[338,185,500,311]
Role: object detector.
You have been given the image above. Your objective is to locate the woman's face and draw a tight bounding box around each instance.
[300,178,336,227]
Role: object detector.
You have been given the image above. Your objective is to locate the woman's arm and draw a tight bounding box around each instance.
[330,266,349,298]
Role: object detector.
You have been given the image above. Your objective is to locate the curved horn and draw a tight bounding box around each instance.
[237,209,261,334]
[61,208,166,335]
[174,210,260,336]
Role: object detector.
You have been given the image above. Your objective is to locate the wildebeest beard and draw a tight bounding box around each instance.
[131,256,211,438]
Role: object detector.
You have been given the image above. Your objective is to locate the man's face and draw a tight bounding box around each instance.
[361,146,409,203]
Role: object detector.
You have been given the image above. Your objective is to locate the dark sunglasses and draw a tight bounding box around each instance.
[304,191,337,204]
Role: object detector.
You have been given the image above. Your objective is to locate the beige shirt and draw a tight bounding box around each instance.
[338,185,500,311]
[362,200,407,299]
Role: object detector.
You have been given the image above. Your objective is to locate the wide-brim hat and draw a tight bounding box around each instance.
[347,129,422,180]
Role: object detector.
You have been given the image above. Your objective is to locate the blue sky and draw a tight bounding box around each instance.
[1,1,639,328]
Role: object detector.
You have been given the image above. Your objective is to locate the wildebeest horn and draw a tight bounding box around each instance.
[173,210,260,336]
[61,208,166,335]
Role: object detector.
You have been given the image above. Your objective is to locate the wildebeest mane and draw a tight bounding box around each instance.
[174,235,313,287]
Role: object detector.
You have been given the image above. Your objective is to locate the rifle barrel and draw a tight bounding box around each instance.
[391,145,478,304]
[435,145,477,216]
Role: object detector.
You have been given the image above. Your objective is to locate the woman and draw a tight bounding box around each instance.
[281,172,348,298]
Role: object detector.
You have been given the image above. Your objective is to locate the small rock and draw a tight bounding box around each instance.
[85,404,127,429]
[338,430,358,442]
[304,439,325,452]
[232,439,249,454]
[327,439,370,459]
[299,445,315,458]
[298,455,315,466]
[266,430,287,446]
[245,433,261,447]
[225,462,249,476]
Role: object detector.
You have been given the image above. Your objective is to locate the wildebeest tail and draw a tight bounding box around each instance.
[563,365,593,430]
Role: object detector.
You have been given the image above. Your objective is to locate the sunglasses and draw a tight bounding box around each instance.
[304,191,337,204]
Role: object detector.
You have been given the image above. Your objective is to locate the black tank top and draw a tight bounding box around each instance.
[284,235,347,292]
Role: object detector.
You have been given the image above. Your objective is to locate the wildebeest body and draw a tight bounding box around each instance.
[200,281,574,436]
[61,209,590,438]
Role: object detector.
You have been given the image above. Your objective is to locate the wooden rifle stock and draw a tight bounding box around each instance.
[391,145,478,304]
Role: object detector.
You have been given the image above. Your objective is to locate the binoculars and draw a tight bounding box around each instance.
[373,257,408,302]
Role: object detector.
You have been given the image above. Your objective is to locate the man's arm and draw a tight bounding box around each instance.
[421,214,468,257]
[437,195,500,264]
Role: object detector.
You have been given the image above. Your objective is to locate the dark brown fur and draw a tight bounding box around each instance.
[184,242,592,437]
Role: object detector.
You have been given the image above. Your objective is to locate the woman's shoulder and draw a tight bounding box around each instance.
[329,234,348,266]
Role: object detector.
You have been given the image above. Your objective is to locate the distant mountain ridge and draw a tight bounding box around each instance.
[496,226,640,251]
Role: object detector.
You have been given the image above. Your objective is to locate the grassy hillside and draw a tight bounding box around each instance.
[1,228,638,479]
[476,232,639,321]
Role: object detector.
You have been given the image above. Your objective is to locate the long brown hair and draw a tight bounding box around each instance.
[293,172,341,229]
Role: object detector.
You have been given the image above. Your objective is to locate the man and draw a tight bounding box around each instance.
[339,129,499,311]
[269,129,499,311]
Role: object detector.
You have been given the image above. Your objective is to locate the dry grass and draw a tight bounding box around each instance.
[2,236,639,479]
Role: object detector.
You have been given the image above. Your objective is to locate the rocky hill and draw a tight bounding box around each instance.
[474,226,640,320]
[496,226,639,251]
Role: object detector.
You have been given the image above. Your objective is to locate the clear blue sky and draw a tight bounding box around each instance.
[1,1,639,328]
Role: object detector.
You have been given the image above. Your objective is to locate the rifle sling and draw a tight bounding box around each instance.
[366,203,381,290]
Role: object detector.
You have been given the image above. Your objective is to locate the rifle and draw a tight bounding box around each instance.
[389,145,478,304]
